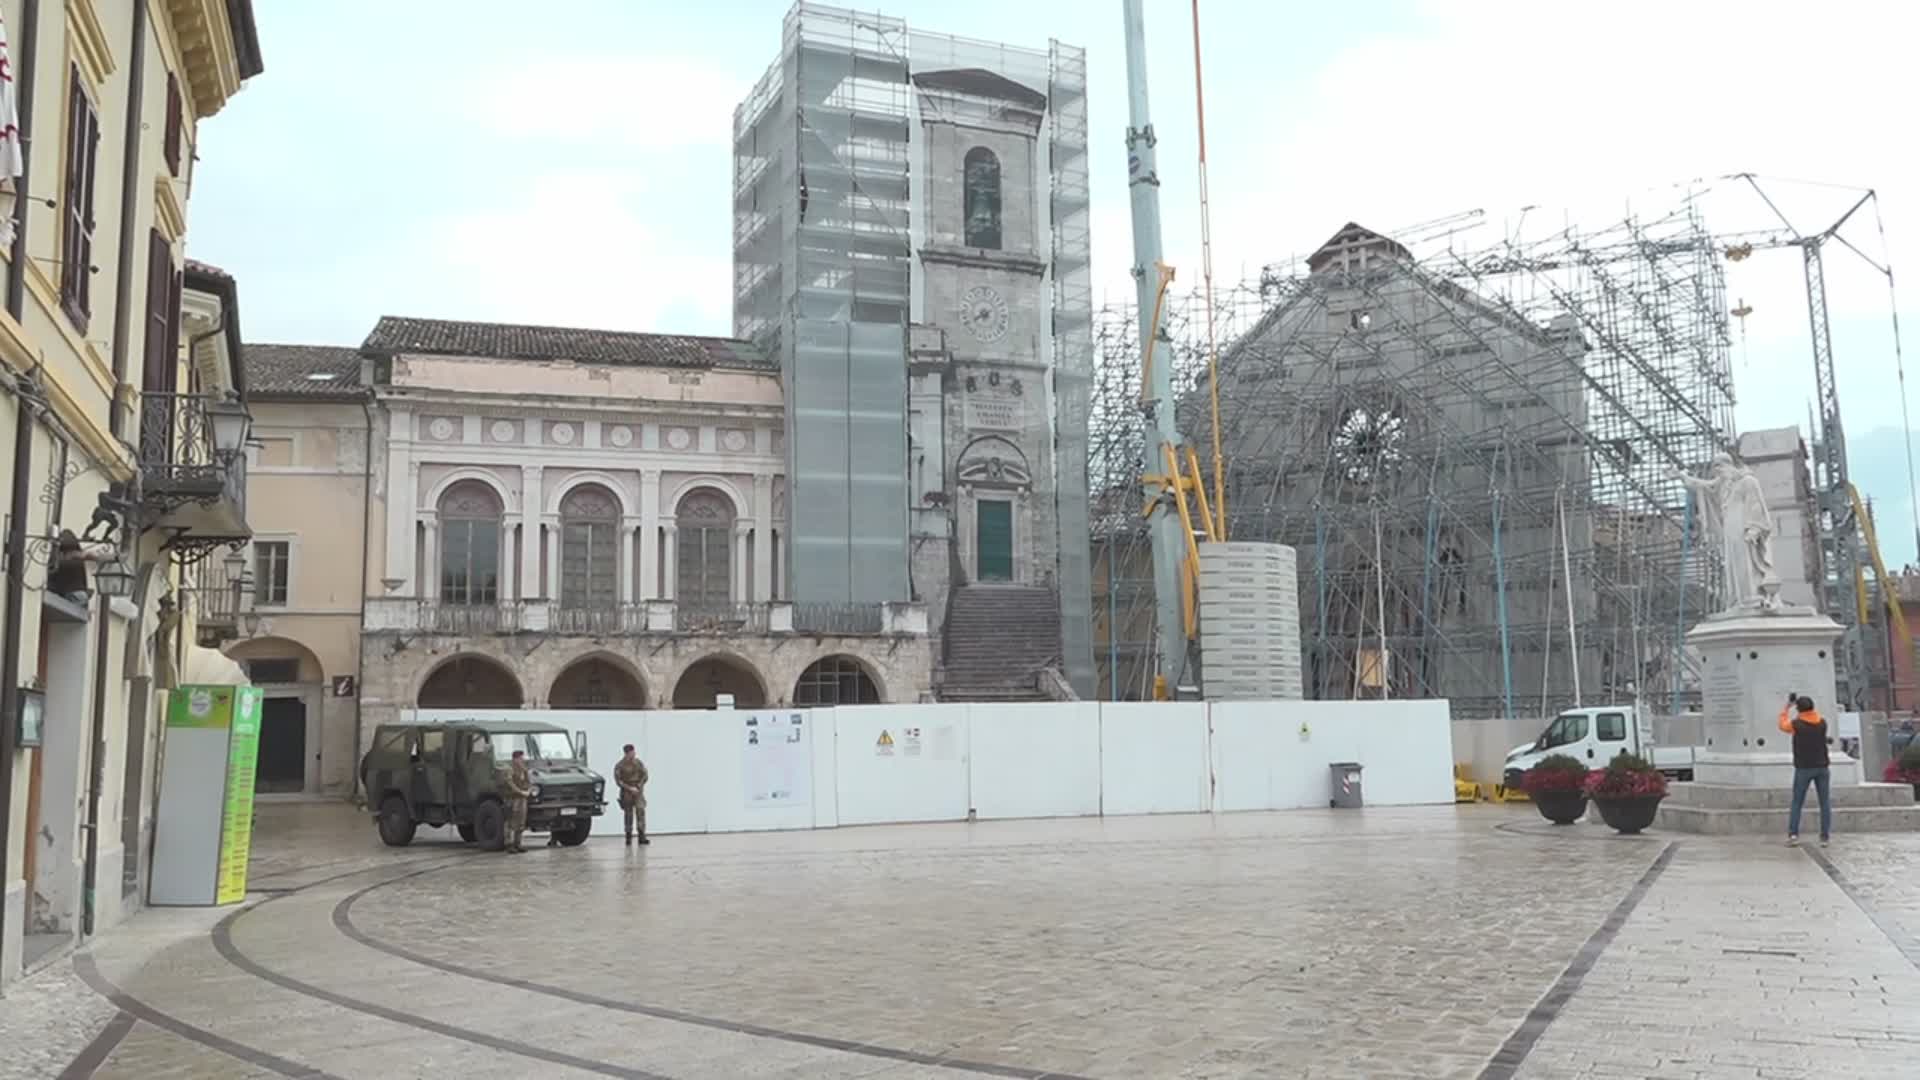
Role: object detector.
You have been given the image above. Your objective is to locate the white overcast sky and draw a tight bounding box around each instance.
[189,0,1920,559]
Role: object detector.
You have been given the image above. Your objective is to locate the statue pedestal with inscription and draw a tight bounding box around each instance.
[1685,608,1858,789]
[1655,608,1920,835]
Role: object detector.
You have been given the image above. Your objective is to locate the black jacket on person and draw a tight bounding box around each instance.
[1779,706,1829,770]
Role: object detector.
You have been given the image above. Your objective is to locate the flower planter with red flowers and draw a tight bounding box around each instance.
[1883,766,1920,802]
[1886,745,1920,801]
[1521,754,1590,825]
[1585,751,1668,835]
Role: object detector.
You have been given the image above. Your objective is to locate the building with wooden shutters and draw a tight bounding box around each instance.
[0,0,263,988]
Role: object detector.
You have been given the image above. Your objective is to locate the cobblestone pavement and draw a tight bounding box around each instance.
[12,802,1920,1078]
[0,961,121,1080]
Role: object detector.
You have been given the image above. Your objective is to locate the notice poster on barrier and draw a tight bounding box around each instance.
[743,712,811,807]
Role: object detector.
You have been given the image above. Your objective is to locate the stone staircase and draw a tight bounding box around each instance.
[1658,781,1920,834]
[937,584,1065,703]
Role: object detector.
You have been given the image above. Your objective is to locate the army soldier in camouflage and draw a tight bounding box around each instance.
[501,748,533,853]
[615,744,649,845]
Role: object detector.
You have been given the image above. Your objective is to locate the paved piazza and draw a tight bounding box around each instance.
[8,803,1920,1079]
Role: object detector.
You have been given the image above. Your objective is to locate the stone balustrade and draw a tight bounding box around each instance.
[361,597,929,639]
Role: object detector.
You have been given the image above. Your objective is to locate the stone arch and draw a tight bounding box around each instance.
[793,654,884,706]
[665,474,750,519]
[547,470,637,517]
[438,478,504,517]
[956,435,1032,488]
[548,650,648,709]
[670,650,768,709]
[423,467,516,516]
[226,635,325,684]
[415,653,524,708]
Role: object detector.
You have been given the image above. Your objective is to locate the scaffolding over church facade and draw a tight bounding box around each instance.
[1092,200,1741,717]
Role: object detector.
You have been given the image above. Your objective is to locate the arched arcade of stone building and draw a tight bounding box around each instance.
[547,654,648,709]
[416,654,525,708]
[792,655,883,706]
[226,636,328,795]
[672,654,768,709]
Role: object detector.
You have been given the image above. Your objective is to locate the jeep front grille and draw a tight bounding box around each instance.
[537,783,595,804]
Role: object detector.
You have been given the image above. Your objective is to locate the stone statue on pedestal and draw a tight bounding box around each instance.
[1671,453,1781,613]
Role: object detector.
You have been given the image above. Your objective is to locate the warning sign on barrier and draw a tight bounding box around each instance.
[875,729,895,756]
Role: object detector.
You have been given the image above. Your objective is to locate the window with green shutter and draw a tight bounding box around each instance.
[976,500,1013,582]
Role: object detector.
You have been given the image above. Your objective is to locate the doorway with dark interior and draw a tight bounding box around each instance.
[257,697,307,794]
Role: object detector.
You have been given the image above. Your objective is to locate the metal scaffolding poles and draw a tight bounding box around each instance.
[1091,196,1740,715]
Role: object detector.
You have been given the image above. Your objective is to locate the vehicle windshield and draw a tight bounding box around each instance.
[489,731,577,763]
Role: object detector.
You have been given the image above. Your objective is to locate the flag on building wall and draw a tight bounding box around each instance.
[0,13,23,249]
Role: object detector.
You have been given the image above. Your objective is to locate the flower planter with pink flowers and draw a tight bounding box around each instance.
[1521,754,1590,825]
[1883,748,1920,802]
[1585,752,1669,835]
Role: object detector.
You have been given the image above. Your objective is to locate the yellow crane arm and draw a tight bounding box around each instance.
[1849,483,1913,657]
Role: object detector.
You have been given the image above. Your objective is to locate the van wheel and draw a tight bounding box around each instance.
[377,796,416,847]
[473,800,506,851]
[456,823,477,843]
[554,818,592,847]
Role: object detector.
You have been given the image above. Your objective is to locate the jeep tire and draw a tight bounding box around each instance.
[377,796,416,848]
[456,823,477,843]
[473,800,507,851]
[554,817,592,847]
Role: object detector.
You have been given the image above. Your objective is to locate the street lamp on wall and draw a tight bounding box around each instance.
[226,547,250,627]
[94,558,134,599]
[205,397,253,459]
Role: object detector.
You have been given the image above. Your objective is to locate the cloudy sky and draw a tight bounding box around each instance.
[189,0,1920,560]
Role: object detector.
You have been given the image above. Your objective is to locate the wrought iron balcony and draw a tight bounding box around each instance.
[361,597,926,638]
[191,558,240,628]
[423,601,523,635]
[551,604,647,636]
[138,392,250,547]
[792,602,885,635]
[676,602,771,634]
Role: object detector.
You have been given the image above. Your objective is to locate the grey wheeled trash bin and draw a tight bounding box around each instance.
[1329,762,1363,808]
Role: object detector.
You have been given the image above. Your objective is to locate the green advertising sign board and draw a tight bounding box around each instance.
[155,685,263,906]
[168,685,237,729]
[216,687,263,903]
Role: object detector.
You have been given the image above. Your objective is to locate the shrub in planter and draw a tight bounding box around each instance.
[1585,751,1668,834]
[1522,754,1591,825]
[1885,743,1920,798]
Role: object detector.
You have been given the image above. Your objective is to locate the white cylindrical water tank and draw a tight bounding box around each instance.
[1197,541,1303,700]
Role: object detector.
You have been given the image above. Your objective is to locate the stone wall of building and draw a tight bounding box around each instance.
[356,629,934,758]
[915,104,1062,643]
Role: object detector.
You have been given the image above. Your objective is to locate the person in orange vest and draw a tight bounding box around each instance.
[1779,693,1831,847]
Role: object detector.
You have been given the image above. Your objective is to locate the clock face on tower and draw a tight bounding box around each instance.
[960,285,1011,344]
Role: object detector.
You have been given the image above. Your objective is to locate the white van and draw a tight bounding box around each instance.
[1502,705,1696,788]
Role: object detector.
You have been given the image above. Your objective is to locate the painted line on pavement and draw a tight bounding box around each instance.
[54,1009,135,1080]
[336,861,1101,1080]
[62,852,469,1080]
[1805,845,1920,971]
[211,860,674,1080]
[1478,840,1678,1080]
[72,953,344,1080]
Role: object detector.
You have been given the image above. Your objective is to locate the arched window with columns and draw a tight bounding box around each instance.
[676,489,734,608]
[560,484,620,610]
[439,481,503,605]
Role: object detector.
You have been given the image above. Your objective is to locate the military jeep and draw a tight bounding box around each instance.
[359,720,606,850]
